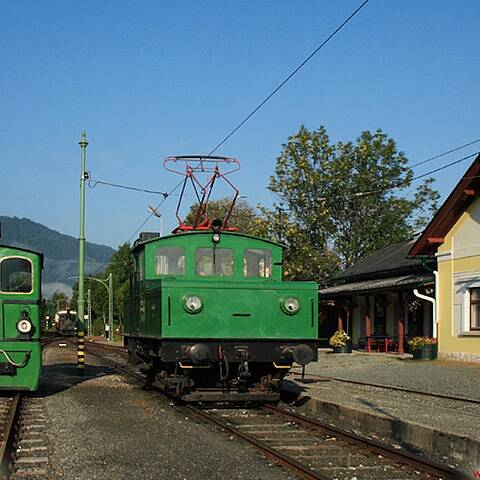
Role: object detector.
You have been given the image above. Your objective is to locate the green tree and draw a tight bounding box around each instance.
[71,243,132,334]
[267,125,439,282]
[184,197,267,236]
[51,290,69,310]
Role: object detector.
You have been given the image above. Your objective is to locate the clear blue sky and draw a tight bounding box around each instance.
[1,1,478,248]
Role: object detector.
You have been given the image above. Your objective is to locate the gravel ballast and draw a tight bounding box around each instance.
[41,343,293,480]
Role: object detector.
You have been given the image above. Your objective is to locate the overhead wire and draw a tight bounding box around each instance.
[207,0,370,155]
[88,177,168,197]
[127,178,186,243]
[315,151,479,202]
[123,1,371,240]
[409,138,480,169]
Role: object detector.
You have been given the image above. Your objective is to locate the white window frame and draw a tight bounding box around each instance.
[453,272,480,335]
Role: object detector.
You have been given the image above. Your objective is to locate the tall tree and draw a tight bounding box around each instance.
[184,198,267,236]
[268,125,439,282]
[71,243,132,331]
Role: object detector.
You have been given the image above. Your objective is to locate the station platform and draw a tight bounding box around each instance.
[283,350,480,472]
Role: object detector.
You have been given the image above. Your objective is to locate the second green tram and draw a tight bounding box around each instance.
[0,245,43,391]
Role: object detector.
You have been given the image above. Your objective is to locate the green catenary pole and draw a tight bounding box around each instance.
[87,288,92,335]
[108,272,114,341]
[77,131,88,374]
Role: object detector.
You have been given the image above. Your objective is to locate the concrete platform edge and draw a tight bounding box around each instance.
[285,387,479,470]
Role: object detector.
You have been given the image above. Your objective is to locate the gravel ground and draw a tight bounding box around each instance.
[296,350,480,399]
[40,343,294,480]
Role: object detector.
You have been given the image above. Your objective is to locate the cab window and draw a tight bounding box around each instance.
[155,247,185,275]
[196,248,234,276]
[243,249,272,278]
[1,257,33,293]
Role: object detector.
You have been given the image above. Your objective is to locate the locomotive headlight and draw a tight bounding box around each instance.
[281,297,300,315]
[183,295,203,314]
[17,318,32,334]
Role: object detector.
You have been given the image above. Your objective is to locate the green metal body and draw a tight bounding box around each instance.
[125,231,318,342]
[0,245,43,391]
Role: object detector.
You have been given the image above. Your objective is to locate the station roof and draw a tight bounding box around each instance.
[319,272,433,297]
[410,153,480,257]
[332,239,430,283]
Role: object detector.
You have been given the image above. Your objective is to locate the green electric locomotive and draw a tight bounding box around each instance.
[0,244,42,391]
[124,155,318,402]
[124,230,318,401]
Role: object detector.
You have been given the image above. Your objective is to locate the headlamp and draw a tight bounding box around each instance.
[17,318,33,334]
[280,297,300,315]
[183,295,203,314]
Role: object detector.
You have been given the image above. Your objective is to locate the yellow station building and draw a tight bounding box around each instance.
[410,154,480,361]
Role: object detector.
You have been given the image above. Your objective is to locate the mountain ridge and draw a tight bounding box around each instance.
[0,216,115,295]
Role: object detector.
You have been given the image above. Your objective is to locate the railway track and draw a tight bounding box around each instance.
[188,406,467,480]
[0,394,21,477]
[81,339,469,480]
[289,370,480,405]
[0,394,49,479]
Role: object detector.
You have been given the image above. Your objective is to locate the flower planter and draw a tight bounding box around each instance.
[412,344,438,361]
[333,342,352,354]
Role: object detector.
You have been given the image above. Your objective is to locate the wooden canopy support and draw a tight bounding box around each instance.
[364,296,371,337]
[397,292,405,354]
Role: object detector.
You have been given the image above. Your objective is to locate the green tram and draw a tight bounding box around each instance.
[0,245,42,391]
[124,229,318,402]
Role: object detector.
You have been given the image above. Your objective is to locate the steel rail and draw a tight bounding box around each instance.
[264,405,469,480]
[0,394,22,474]
[186,405,330,480]
[289,371,480,405]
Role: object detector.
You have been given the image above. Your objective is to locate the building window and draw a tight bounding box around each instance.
[0,257,33,293]
[155,247,185,275]
[196,248,234,276]
[243,249,272,277]
[470,288,480,330]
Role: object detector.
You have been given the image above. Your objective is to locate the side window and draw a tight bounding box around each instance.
[243,249,272,278]
[1,257,33,293]
[196,248,234,276]
[155,247,185,275]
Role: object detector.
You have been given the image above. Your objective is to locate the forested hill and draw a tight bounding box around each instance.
[0,216,115,295]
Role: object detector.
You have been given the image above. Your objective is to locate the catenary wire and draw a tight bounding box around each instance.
[88,178,168,197]
[86,138,480,200]
[410,138,480,169]
[207,0,370,155]
[127,178,186,243]
[313,151,479,202]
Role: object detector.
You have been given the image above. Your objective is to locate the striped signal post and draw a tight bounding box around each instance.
[77,131,88,375]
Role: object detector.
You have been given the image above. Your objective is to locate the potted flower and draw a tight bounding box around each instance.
[407,337,438,360]
[329,330,352,354]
